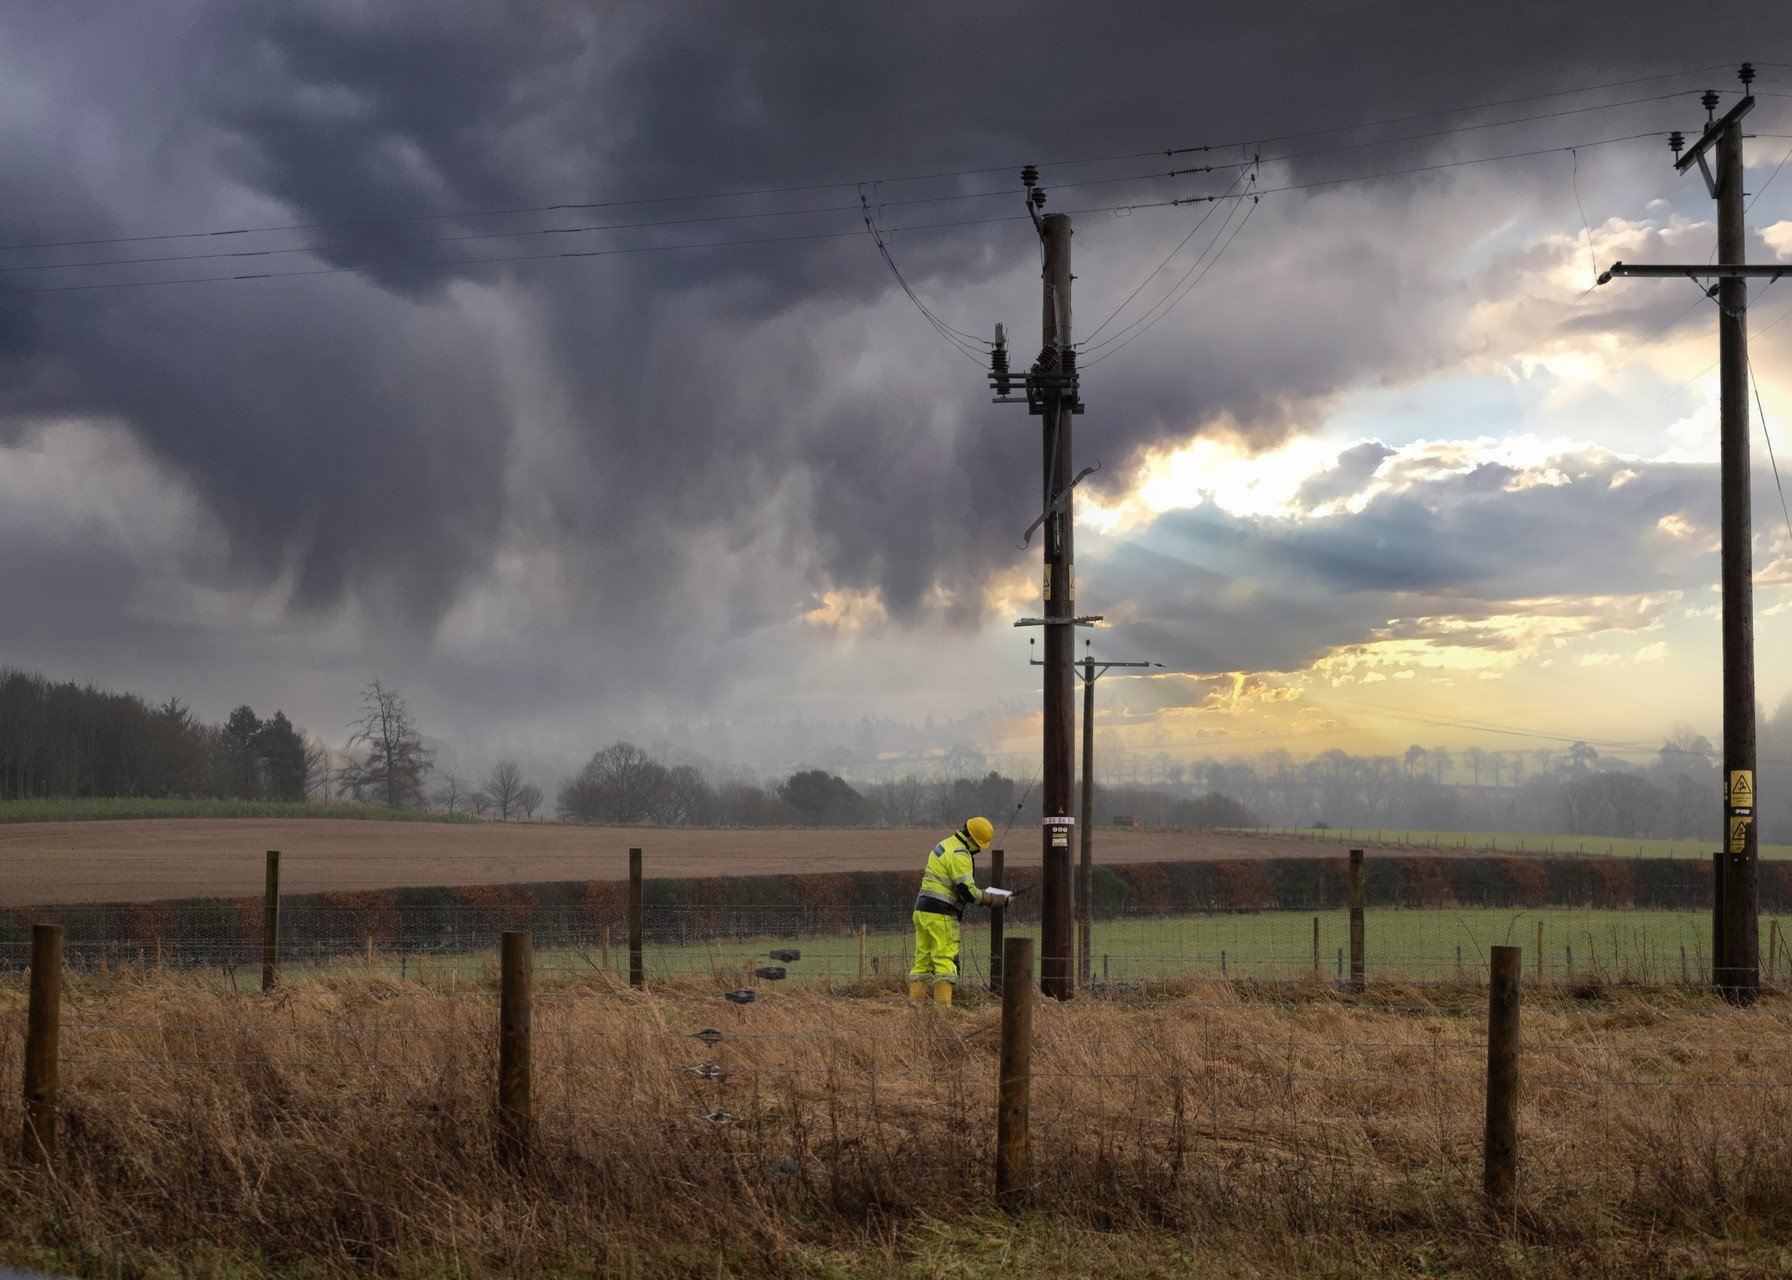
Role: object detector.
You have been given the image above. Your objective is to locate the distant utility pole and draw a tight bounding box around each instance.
[994,168,1096,1000]
[1598,63,1782,1004]
[1034,638,1161,984]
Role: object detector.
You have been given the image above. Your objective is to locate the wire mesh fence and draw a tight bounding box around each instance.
[0,899,1780,993]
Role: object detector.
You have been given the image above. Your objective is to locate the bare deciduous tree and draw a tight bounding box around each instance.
[516,782,544,820]
[486,759,525,821]
[340,679,433,809]
[432,768,471,813]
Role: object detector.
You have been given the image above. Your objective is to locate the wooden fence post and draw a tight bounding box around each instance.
[1484,945,1521,1213]
[988,848,1005,993]
[628,847,645,990]
[858,923,868,984]
[261,849,280,992]
[22,924,62,1165]
[1348,848,1366,993]
[995,935,1034,1207]
[498,931,533,1165]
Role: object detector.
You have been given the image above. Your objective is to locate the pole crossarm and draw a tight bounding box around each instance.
[1599,261,1790,285]
[1674,95,1754,175]
[1013,615,1104,628]
[1077,659,1158,682]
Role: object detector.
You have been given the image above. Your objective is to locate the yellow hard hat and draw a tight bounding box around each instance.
[966,816,995,848]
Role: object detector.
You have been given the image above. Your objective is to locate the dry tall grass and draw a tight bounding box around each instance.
[2,964,1791,1277]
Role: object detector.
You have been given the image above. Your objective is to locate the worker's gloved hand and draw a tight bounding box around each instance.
[983,888,1014,907]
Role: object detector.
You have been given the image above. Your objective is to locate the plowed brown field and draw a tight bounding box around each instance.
[0,819,1457,905]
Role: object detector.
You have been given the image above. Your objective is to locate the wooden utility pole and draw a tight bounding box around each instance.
[993,171,1096,998]
[1599,65,1774,1002]
[1080,651,1094,986]
[1037,208,1076,1000]
[1033,640,1158,985]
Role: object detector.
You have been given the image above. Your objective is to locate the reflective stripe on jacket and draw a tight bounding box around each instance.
[914,828,981,920]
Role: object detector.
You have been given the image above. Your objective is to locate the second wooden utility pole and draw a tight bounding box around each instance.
[1599,64,1775,1002]
[1053,640,1158,984]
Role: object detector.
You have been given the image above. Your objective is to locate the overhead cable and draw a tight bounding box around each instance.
[1080,170,1249,347]
[0,130,1685,299]
[858,189,988,364]
[1081,192,1259,366]
[0,65,1742,256]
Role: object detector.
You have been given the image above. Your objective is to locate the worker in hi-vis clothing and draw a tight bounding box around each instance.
[909,816,1011,1005]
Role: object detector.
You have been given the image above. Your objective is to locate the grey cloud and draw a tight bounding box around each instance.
[1,0,1786,737]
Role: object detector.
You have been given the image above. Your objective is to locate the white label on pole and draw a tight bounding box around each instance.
[1043,816,1075,826]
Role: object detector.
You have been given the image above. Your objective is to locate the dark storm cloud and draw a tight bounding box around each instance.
[0,0,1784,728]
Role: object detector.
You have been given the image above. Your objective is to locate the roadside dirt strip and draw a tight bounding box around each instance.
[0,819,1466,905]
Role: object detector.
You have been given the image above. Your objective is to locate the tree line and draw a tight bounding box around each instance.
[8,661,1790,844]
[552,740,1254,830]
[0,668,317,802]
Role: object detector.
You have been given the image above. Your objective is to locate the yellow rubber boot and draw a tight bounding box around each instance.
[932,980,954,1008]
[908,980,928,1003]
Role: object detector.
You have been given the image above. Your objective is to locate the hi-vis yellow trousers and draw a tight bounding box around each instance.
[909,911,962,984]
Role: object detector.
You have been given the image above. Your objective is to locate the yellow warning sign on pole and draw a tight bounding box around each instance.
[1730,814,1751,853]
[1730,770,1755,808]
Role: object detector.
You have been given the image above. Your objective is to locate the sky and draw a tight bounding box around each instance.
[2,3,1792,787]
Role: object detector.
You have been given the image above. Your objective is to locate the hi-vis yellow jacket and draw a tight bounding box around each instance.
[914,828,983,920]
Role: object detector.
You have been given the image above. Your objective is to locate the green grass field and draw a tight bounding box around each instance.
[1236,825,1792,860]
[275,906,1780,990]
[0,797,475,824]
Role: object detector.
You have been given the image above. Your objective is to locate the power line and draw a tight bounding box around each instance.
[0,129,1699,299]
[0,66,1744,256]
[1171,131,1670,207]
[0,165,1188,278]
[1079,171,1248,346]
[1081,196,1259,367]
[1746,354,1792,552]
[859,190,987,364]
[1169,64,1744,156]
[4,82,1696,283]
[1570,148,1600,283]
[0,214,1025,298]
[1184,88,1704,178]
